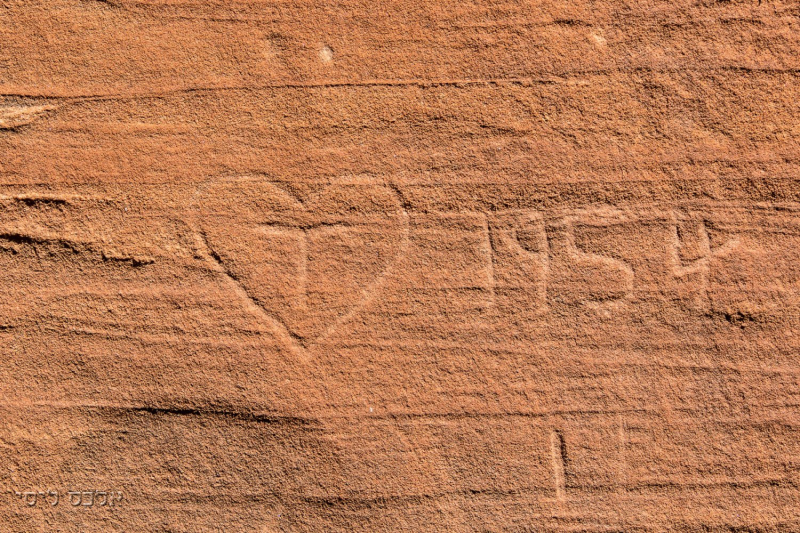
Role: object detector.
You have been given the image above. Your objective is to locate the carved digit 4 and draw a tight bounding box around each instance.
[669,212,740,311]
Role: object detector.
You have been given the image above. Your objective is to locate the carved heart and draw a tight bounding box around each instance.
[193,176,409,347]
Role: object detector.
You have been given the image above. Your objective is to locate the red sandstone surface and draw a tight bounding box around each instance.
[2,1,800,531]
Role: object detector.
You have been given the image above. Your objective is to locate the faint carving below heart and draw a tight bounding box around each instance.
[192,177,409,349]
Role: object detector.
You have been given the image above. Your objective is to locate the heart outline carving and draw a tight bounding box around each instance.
[190,175,410,351]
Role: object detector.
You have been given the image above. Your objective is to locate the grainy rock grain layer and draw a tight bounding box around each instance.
[1,0,800,531]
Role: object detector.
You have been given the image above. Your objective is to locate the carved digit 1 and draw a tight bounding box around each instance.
[550,430,567,502]
[257,225,308,311]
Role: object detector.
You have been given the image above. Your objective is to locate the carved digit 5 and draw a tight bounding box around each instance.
[545,211,634,307]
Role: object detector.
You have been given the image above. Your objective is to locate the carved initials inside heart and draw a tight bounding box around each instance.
[193,177,409,346]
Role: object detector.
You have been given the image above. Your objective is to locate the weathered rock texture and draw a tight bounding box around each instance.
[2,0,800,531]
